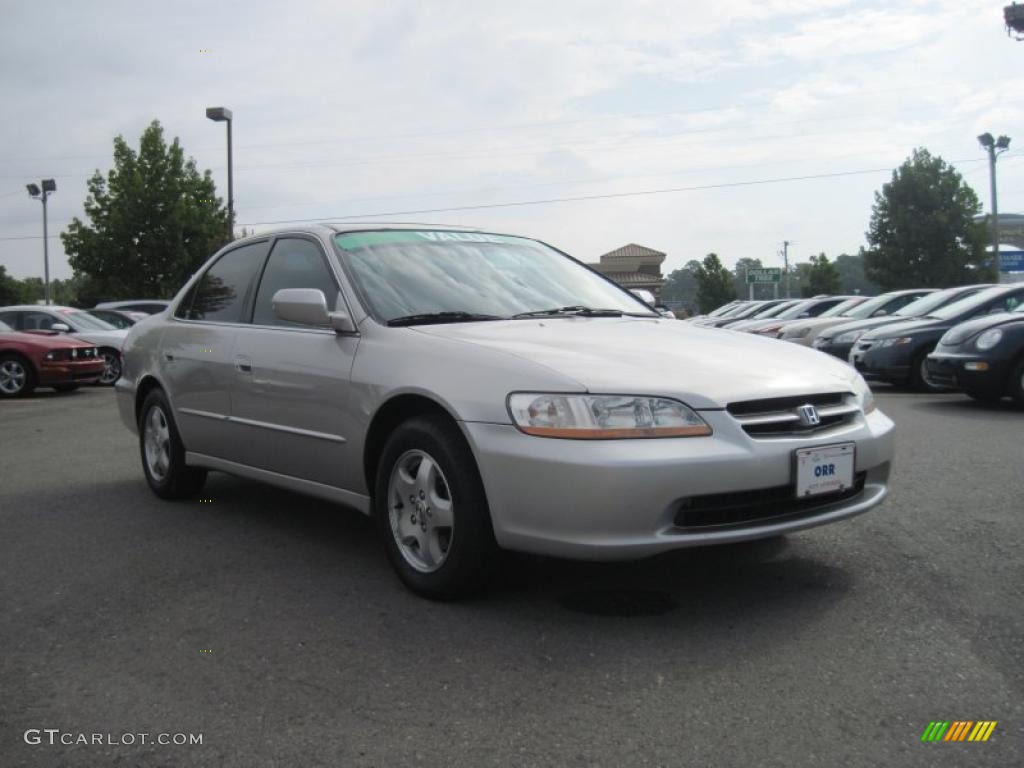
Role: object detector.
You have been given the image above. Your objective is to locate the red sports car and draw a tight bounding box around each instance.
[0,318,105,397]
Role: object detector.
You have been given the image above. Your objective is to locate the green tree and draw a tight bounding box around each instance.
[661,259,701,309]
[864,148,990,289]
[694,253,735,313]
[0,265,25,305]
[804,253,842,296]
[834,252,879,295]
[61,120,230,302]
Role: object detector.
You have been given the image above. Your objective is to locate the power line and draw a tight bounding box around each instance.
[237,166,902,228]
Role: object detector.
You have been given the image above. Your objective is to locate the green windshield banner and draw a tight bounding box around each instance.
[334,230,528,250]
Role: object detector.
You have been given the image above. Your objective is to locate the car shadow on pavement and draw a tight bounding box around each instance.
[109,471,855,635]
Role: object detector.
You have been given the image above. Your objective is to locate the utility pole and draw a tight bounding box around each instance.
[26,179,56,304]
[782,240,790,298]
[978,133,1011,282]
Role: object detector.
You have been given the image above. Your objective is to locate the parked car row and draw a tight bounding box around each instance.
[692,283,1024,404]
[0,301,167,397]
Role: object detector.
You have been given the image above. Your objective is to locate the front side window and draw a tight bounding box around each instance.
[252,238,341,327]
[333,230,654,322]
[179,241,269,323]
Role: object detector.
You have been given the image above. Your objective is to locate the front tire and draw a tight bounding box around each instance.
[1010,358,1024,408]
[0,354,35,398]
[98,348,121,386]
[910,348,942,392]
[374,414,498,599]
[139,389,207,499]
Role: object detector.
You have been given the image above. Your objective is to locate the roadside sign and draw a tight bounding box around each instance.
[999,250,1024,272]
[746,267,782,283]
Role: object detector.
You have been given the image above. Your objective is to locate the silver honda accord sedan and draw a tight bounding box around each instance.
[116,224,894,598]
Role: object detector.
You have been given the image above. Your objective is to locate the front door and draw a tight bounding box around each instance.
[230,236,361,490]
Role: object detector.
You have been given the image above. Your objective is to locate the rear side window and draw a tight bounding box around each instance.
[252,238,341,327]
[177,242,269,322]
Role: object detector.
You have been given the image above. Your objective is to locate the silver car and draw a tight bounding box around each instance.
[116,224,894,598]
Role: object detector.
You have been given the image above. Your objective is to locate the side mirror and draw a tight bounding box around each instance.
[51,322,71,332]
[272,288,356,333]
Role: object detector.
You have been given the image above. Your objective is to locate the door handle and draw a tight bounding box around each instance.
[234,355,253,374]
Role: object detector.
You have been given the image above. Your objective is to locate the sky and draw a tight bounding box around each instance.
[1,0,1022,281]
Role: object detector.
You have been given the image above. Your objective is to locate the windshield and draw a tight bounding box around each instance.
[927,288,1008,320]
[773,300,817,319]
[820,298,864,317]
[334,230,656,323]
[749,300,797,319]
[62,310,116,330]
[708,303,739,317]
[895,288,970,317]
[842,293,894,318]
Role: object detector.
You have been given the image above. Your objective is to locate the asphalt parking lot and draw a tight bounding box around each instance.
[1,387,1021,767]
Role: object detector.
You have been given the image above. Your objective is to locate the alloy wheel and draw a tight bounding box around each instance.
[143,405,172,483]
[387,449,454,573]
[0,359,27,395]
[100,351,121,385]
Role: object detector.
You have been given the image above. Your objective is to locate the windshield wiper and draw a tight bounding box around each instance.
[386,311,506,327]
[511,305,625,319]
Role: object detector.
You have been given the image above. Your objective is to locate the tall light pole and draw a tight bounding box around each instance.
[205,106,234,238]
[978,132,1011,281]
[26,179,56,305]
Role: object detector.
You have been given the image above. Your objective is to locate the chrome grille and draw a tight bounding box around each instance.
[727,392,859,438]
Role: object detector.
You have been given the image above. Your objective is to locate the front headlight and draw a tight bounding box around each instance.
[507,393,712,439]
[835,330,863,344]
[852,375,876,414]
[976,328,1003,350]
[880,336,912,347]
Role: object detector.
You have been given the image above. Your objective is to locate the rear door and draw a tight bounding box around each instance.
[159,240,270,460]
[230,235,362,491]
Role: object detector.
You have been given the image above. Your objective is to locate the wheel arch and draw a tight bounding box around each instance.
[134,374,166,425]
[363,393,466,495]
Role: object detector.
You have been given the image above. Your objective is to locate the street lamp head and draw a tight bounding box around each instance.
[996,135,1011,150]
[26,183,40,197]
[978,132,995,149]
[41,178,56,193]
[205,106,233,122]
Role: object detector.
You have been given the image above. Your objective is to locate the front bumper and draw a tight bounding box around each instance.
[813,340,855,360]
[115,378,138,434]
[463,408,894,560]
[37,360,105,386]
[850,342,911,382]
[926,353,1011,395]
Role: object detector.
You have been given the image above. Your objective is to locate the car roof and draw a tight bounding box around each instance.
[231,222,513,245]
[0,305,77,312]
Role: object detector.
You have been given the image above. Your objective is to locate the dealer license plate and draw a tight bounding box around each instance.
[794,442,855,498]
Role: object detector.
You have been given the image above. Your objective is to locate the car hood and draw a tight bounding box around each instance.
[1,330,96,349]
[72,328,128,347]
[411,317,860,409]
[863,317,948,339]
[821,315,909,339]
[940,311,1024,341]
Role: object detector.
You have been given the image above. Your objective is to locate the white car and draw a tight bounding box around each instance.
[0,305,128,385]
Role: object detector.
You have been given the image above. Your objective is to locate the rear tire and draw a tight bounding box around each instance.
[909,348,942,392]
[374,413,498,600]
[965,388,1002,404]
[0,354,35,398]
[139,388,207,499]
